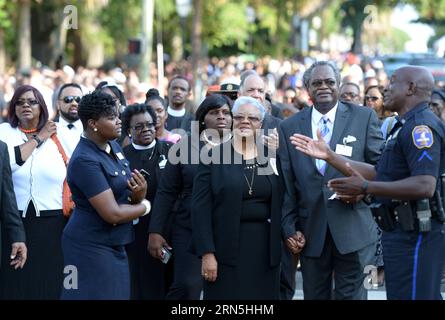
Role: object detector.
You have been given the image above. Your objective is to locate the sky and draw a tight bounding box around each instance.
[391,4,435,53]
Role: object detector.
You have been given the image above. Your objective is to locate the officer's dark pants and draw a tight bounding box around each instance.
[165,224,203,300]
[300,228,375,300]
[382,219,445,300]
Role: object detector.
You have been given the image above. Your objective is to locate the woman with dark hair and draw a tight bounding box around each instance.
[192,96,284,300]
[61,91,150,300]
[121,103,173,299]
[96,81,129,147]
[429,88,445,121]
[0,85,66,299]
[96,81,127,111]
[145,89,181,144]
[148,94,232,300]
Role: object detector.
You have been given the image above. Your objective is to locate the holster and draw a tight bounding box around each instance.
[370,203,395,232]
[394,201,415,231]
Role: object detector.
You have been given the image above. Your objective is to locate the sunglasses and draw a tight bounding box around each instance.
[16,99,39,107]
[365,96,380,102]
[61,96,82,104]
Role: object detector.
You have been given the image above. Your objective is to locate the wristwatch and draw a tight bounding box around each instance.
[32,135,44,148]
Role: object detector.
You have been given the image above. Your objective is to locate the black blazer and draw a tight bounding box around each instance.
[0,141,25,267]
[191,142,283,268]
[149,135,200,235]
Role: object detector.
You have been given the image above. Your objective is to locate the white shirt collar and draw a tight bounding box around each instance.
[312,102,338,124]
[58,117,83,130]
[167,106,186,117]
[132,140,156,150]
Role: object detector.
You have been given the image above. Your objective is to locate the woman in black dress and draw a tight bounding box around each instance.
[148,94,233,299]
[192,96,283,300]
[121,103,172,299]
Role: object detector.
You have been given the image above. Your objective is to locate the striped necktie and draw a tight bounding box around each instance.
[316,116,331,175]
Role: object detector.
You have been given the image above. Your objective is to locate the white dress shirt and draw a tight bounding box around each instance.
[311,102,338,141]
[56,117,83,157]
[0,123,66,215]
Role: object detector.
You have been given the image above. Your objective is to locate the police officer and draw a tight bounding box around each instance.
[290,66,445,300]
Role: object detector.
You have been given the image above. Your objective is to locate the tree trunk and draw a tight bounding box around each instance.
[140,0,154,83]
[0,29,5,75]
[191,0,202,108]
[351,16,364,54]
[18,0,32,72]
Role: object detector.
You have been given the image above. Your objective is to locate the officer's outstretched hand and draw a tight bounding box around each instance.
[328,163,367,197]
[291,129,332,160]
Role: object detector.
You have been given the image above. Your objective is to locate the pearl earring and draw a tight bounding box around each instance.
[93,128,98,132]
[128,134,132,138]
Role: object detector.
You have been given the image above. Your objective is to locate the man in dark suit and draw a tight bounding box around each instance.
[0,140,27,270]
[279,61,384,300]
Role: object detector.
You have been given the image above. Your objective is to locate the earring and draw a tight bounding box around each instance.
[93,128,98,132]
[128,134,132,138]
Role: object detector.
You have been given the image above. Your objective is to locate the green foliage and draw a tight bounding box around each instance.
[99,0,142,58]
[202,1,250,49]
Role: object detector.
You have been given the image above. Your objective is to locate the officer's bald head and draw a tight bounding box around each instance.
[395,66,434,99]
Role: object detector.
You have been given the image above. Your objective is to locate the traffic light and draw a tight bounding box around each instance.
[128,39,141,54]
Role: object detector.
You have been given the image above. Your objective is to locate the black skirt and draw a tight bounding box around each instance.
[0,203,66,299]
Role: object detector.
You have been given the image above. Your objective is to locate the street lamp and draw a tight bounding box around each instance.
[176,0,192,60]
[245,6,255,53]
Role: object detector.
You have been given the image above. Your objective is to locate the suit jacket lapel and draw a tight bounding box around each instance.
[299,107,319,172]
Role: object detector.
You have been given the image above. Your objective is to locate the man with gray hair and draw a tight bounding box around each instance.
[279,61,384,299]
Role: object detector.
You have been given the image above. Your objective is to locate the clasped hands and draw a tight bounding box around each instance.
[290,130,367,203]
[286,231,306,255]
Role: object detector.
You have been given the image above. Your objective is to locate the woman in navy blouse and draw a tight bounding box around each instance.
[60,90,151,300]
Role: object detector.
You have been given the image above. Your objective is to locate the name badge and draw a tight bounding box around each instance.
[116,152,125,160]
[335,144,352,157]
[159,155,167,169]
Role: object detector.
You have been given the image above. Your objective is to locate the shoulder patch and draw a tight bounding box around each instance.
[412,125,434,149]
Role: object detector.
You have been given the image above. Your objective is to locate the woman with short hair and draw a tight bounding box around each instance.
[192,96,284,300]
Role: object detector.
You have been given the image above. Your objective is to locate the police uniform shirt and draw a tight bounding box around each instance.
[375,103,445,187]
[63,136,134,245]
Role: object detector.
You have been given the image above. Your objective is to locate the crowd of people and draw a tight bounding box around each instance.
[0,54,445,300]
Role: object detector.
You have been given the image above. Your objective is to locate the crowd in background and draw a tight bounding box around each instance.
[0,51,445,301]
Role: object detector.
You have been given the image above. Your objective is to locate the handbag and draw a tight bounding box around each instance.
[51,134,75,217]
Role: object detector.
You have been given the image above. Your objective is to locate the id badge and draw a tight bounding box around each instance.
[159,155,167,169]
[335,144,353,157]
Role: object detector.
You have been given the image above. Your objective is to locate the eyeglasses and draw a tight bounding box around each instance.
[232,114,262,123]
[310,79,336,88]
[132,121,155,131]
[365,96,380,102]
[341,92,359,99]
[16,99,39,107]
[61,96,82,104]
